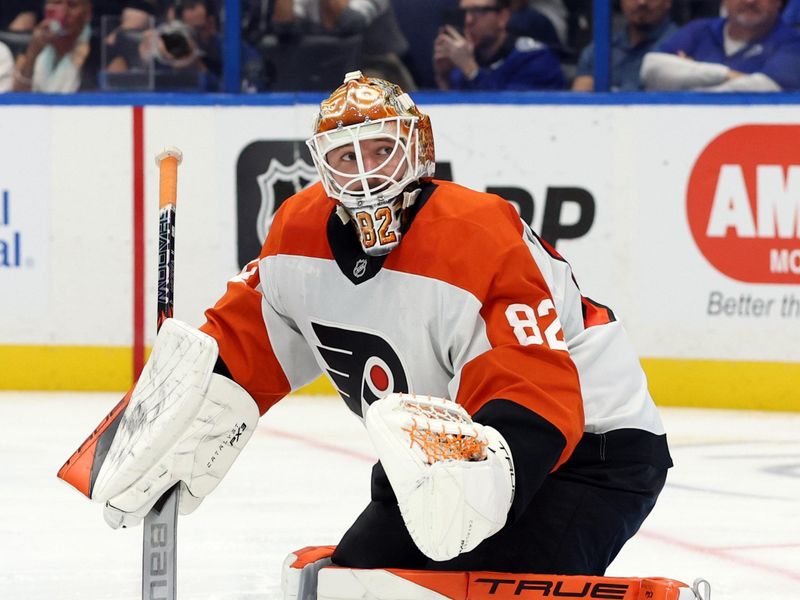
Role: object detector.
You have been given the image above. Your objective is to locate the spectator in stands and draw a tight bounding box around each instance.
[97,3,154,60]
[433,0,566,90]
[241,0,271,45]
[104,2,263,92]
[0,41,13,91]
[176,0,265,90]
[272,0,415,90]
[105,21,205,85]
[12,0,94,92]
[572,0,677,91]
[641,0,800,90]
[783,0,800,26]
[528,0,568,46]
[507,0,561,50]
[92,0,160,33]
[1,0,41,32]
[670,0,721,25]
[120,1,163,27]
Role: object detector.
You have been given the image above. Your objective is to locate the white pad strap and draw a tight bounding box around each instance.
[282,546,336,600]
[91,319,260,528]
[365,394,515,561]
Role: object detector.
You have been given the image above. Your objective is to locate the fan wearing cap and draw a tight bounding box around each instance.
[74,71,673,595]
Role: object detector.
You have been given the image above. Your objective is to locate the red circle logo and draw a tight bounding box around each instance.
[369,364,389,392]
[687,124,800,284]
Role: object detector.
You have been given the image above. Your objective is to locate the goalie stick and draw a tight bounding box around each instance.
[143,147,184,600]
[56,146,184,600]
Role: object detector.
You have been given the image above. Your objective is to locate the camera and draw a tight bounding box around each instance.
[158,23,193,59]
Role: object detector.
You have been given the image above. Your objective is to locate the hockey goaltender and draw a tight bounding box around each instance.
[58,72,709,600]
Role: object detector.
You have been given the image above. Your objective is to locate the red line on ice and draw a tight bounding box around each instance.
[640,530,800,582]
[261,424,800,582]
[715,542,800,551]
[260,426,376,464]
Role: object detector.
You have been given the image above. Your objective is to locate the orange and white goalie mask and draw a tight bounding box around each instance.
[307,71,435,256]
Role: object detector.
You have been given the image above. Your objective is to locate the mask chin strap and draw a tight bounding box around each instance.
[401,187,421,210]
[335,205,351,224]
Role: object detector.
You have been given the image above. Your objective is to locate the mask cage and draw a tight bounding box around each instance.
[306,116,420,208]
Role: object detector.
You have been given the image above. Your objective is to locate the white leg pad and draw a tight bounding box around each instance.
[317,569,452,600]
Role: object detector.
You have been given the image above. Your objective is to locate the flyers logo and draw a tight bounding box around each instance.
[312,321,409,418]
[687,125,800,283]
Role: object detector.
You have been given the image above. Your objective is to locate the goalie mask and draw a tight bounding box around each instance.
[307,71,435,256]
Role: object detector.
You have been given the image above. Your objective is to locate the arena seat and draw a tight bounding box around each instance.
[260,33,362,92]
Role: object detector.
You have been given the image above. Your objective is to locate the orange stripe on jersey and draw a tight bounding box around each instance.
[261,182,335,261]
[527,225,615,331]
[582,295,616,328]
[201,263,291,415]
[199,184,337,414]
[384,181,525,299]
[385,181,584,466]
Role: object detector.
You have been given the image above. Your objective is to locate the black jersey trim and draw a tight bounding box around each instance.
[529,228,567,264]
[473,399,567,523]
[326,182,438,285]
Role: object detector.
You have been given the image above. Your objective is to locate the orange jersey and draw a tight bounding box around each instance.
[201,180,670,512]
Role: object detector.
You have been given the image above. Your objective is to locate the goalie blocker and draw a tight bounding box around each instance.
[282,546,711,600]
[57,319,259,528]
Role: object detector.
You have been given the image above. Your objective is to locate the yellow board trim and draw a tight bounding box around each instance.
[1,346,798,411]
[641,358,800,412]
[295,377,336,396]
[0,345,133,391]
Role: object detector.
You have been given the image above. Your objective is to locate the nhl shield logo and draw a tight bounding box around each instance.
[256,158,318,243]
[236,140,317,268]
[353,258,368,279]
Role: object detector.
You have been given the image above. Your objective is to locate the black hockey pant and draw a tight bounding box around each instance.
[331,461,667,575]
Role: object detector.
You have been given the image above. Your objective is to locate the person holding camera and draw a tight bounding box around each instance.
[176,0,265,91]
[12,0,93,92]
[433,0,565,91]
[105,20,199,73]
[104,0,263,91]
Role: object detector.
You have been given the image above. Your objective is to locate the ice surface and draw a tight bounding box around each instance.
[1,392,798,599]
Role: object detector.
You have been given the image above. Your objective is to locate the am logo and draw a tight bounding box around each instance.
[235,143,596,268]
[687,125,800,283]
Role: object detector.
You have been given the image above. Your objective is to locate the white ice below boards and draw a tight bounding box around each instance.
[2,392,798,599]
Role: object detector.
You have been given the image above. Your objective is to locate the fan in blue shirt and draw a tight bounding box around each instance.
[573,0,677,91]
[642,0,800,91]
[433,0,565,91]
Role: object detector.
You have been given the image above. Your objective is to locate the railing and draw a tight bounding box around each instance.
[1,0,798,101]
